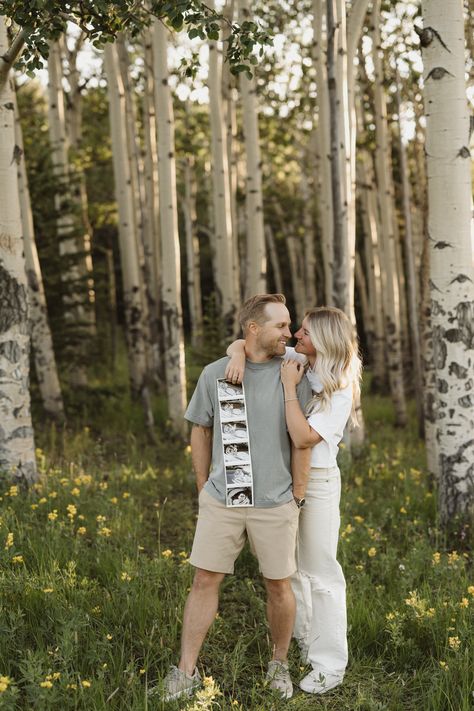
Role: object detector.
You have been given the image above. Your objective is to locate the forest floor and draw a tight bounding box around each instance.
[0,368,472,710]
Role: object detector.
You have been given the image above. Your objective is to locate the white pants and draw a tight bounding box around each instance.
[292,466,348,677]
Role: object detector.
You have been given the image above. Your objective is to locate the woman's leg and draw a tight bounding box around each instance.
[296,469,347,677]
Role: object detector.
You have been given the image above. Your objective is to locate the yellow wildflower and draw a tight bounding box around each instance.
[122,492,130,499]
[459,598,469,608]
[31,504,38,510]
[38,497,47,504]
[399,507,407,514]
[439,661,448,670]
[99,482,108,491]
[66,683,77,690]
[355,564,364,571]
[77,527,86,536]
[468,586,474,595]
[162,549,173,558]
[398,472,405,481]
[81,680,91,688]
[48,510,58,521]
[367,547,377,558]
[48,491,58,499]
[66,504,77,519]
[448,636,461,651]
[139,669,146,675]
[11,555,23,564]
[9,485,18,497]
[71,488,80,496]
[43,588,54,594]
[4,533,14,550]
[354,515,364,523]
[432,552,441,565]
[345,524,354,534]
[447,551,459,565]
[0,676,11,692]
[110,497,118,504]
[40,680,53,688]
[106,634,113,640]
[121,572,132,581]
[96,515,106,523]
[98,527,111,537]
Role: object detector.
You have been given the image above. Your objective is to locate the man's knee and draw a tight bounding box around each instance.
[264,576,293,601]
[192,568,225,592]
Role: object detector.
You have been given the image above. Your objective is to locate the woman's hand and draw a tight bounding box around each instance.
[225,352,245,384]
[281,359,304,386]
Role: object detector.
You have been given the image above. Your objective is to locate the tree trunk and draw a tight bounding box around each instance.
[153,19,187,433]
[420,0,474,525]
[208,6,236,332]
[48,40,93,384]
[183,156,204,347]
[0,17,37,483]
[103,43,154,431]
[265,224,283,294]
[372,0,408,426]
[14,91,64,421]
[300,157,317,306]
[239,0,267,298]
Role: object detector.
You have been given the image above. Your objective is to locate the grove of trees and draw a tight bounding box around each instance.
[0,0,473,530]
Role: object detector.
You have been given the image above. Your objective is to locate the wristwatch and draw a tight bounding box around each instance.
[293,496,306,509]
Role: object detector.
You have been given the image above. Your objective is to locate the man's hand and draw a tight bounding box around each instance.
[190,425,213,493]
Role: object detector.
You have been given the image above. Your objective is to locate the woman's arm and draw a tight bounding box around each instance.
[225,339,246,383]
[280,360,322,448]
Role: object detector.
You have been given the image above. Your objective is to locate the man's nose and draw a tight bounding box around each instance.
[283,327,292,338]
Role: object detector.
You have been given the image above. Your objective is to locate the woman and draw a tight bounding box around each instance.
[225,306,362,695]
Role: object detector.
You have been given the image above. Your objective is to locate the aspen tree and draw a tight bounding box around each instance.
[264,224,283,295]
[104,43,154,430]
[0,17,37,482]
[419,0,474,524]
[183,155,204,347]
[152,19,187,432]
[238,0,266,297]
[14,92,64,421]
[208,3,236,333]
[47,40,93,383]
[371,0,408,426]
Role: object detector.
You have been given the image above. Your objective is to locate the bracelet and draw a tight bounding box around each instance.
[285,397,298,402]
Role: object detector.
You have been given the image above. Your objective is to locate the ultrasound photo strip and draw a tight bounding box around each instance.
[216,378,254,508]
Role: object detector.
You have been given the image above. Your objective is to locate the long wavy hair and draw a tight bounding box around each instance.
[304,307,362,427]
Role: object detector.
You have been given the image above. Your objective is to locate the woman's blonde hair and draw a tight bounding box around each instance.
[304,307,362,427]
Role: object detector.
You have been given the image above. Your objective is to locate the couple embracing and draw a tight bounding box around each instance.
[154,293,362,702]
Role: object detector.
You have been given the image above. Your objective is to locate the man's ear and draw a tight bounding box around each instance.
[247,321,259,336]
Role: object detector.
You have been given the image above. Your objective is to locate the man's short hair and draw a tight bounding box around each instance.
[238,294,286,334]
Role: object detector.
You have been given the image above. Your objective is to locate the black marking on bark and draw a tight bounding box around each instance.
[458,395,473,408]
[11,145,23,165]
[429,279,443,293]
[434,241,453,249]
[0,265,28,336]
[3,102,14,110]
[450,274,472,285]
[457,146,470,159]
[437,378,449,393]
[8,426,34,440]
[455,302,474,349]
[0,341,21,363]
[415,26,450,52]
[444,328,462,343]
[439,438,474,524]
[26,269,40,293]
[449,362,468,379]
[425,67,453,81]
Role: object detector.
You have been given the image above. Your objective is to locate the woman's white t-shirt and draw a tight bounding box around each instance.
[284,347,353,468]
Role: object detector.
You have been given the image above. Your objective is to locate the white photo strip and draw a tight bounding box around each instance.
[217,378,254,507]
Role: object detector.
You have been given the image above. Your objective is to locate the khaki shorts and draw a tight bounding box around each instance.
[190,489,299,580]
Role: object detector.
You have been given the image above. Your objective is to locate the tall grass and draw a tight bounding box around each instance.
[0,389,471,710]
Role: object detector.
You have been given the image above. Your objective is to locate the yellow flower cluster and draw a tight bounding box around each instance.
[67,504,77,520]
[4,533,13,550]
[48,510,58,521]
[11,555,23,564]
[161,549,173,558]
[39,672,60,689]
[0,676,11,693]
[448,636,461,651]
[98,527,112,538]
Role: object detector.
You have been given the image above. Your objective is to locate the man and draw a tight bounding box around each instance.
[159,294,312,701]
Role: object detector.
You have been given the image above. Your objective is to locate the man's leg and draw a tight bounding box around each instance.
[263,576,296,661]
[179,568,225,674]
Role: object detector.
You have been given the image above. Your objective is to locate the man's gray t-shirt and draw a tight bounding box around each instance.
[185,356,312,508]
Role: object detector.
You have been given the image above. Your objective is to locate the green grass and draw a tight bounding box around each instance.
[0,388,472,710]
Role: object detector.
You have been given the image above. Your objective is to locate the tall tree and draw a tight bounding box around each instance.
[419,0,474,526]
[153,19,187,433]
[0,17,37,482]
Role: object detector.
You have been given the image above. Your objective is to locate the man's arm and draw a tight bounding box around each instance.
[291,443,311,500]
[190,424,213,493]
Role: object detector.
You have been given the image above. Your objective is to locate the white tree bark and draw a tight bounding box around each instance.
[152,19,187,432]
[239,0,267,298]
[372,0,408,426]
[0,17,37,483]
[14,91,64,421]
[208,19,237,331]
[48,40,94,377]
[265,224,283,294]
[104,43,154,429]
[420,0,474,524]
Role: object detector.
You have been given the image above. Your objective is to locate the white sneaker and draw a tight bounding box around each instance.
[299,669,343,694]
[266,660,294,699]
[148,665,201,701]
